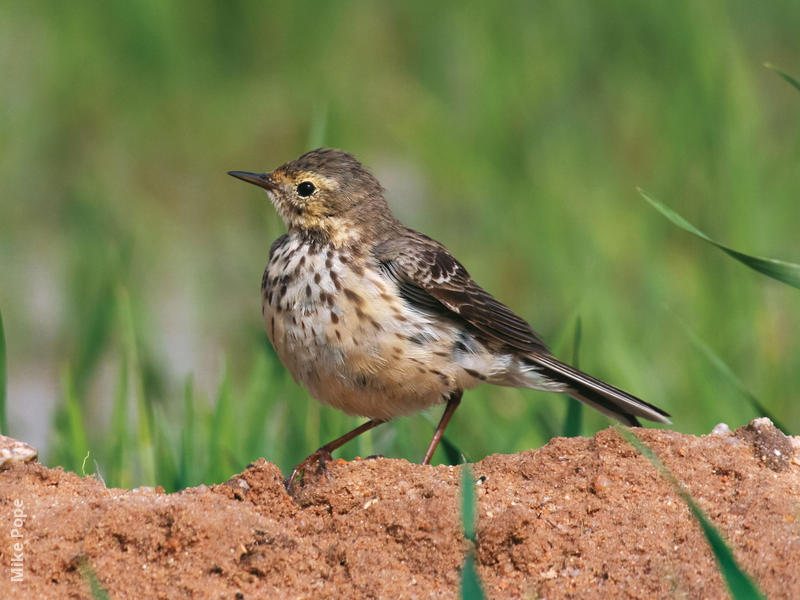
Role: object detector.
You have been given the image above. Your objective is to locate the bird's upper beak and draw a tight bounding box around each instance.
[227,170,276,190]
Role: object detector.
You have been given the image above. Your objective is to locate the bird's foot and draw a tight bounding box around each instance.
[284,447,333,493]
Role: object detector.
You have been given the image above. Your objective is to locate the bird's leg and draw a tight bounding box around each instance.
[422,391,463,465]
[284,418,387,491]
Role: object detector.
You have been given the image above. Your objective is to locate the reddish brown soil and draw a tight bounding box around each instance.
[1,420,799,599]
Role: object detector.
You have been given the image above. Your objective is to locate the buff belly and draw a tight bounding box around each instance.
[261,237,495,420]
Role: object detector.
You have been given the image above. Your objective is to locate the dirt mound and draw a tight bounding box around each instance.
[2,420,799,599]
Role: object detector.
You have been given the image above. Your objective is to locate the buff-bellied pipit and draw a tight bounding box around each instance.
[229,149,670,490]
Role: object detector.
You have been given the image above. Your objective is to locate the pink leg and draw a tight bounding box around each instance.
[285,418,386,491]
[422,392,463,465]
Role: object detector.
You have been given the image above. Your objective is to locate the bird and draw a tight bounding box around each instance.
[228,148,670,490]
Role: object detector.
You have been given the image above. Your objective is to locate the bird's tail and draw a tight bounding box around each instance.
[524,353,671,426]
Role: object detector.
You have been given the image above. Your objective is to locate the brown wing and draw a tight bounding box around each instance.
[373,230,548,355]
[373,230,671,426]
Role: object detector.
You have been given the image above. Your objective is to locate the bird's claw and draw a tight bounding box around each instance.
[284,447,334,493]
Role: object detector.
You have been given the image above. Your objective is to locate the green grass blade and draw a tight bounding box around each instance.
[79,558,110,600]
[533,405,559,441]
[563,316,584,437]
[73,279,116,396]
[153,405,179,492]
[61,366,90,472]
[461,555,485,600]
[441,435,467,466]
[108,352,129,489]
[179,374,196,488]
[242,354,272,462]
[461,464,476,542]
[615,426,765,600]
[672,315,790,433]
[0,309,7,435]
[686,501,765,600]
[209,361,236,483]
[117,286,156,486]
[356,424,375,460]
[460,464,485,599]
[571,316,582,369]
[764,63,800,93]
[640,190,800,289]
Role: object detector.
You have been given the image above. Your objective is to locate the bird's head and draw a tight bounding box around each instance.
[229,148,389,242]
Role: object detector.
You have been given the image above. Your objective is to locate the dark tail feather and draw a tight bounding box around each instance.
[528,354,671,426]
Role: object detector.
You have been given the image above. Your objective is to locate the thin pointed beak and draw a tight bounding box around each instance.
[227,170,276,190]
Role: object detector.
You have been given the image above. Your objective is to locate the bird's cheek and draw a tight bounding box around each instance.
[272,193,293,213]
[264,190,281,210]
[269,198,296,226]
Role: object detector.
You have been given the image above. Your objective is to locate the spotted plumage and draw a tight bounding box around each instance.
[229,148,670,490]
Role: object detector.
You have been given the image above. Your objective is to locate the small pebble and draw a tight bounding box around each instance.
[0,435,38,469]
[710,423,731,436]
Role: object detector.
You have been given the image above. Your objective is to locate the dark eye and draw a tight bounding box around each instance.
[297,181,315,197]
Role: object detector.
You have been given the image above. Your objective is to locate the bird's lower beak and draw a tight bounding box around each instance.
[228,171,276,190]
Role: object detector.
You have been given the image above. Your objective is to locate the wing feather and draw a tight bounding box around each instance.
[373,231,548,354]
[373,229,671,425]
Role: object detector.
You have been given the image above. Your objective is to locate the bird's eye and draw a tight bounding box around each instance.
[297,181,315,197]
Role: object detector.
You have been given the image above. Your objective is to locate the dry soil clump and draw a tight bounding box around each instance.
[1,421,799,598]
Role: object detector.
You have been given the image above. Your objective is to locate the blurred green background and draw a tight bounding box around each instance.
[1,1,798,490]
